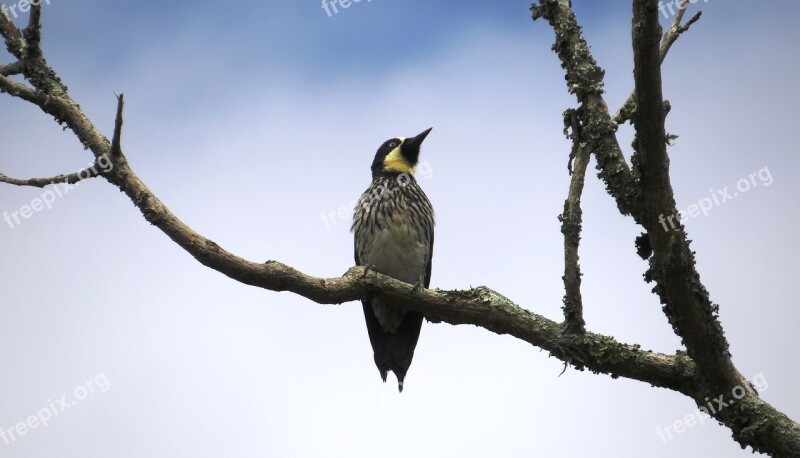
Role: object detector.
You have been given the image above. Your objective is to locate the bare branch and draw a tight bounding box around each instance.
[614,0,702,125]
[22,2,42,59]
[0,7,24,59]
[0,72,110,155]
[631,0,731,377]
[0,165,104,188]
[626,1,798,453]
[26,2,41,36]
[0,72,42,102]
[660,0,702,64]
[531,0,643,222]
[0,4,66,97]
[560,109,589,334]
[0,60,21,76]
[530,0,800,453]
[111,93,124,156]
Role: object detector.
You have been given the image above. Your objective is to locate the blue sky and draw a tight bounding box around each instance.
[1,1,799,457]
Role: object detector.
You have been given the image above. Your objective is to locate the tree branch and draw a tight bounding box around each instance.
[0,60,21,76]
[560,108,589,334]
[0,164,104,188]
[25,2,42,40]
[0,8,24,60]
[660,1,702,62]
[631,0,733,383]
[0,72,39,100]
[111,93,124,156]
[614,0,702,125]
[531,0,800,454]
[0,72,109,152]
[531,0,643,222]
[629,1,797,453]
[0,3,65,97]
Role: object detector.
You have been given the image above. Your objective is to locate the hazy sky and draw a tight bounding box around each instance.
[1,1,798,457]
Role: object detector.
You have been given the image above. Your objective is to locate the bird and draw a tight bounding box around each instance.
[352,127,435,392]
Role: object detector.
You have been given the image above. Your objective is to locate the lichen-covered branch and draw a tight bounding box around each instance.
[0,164,105,188]
[530,0,800,454]
[631,0,735,385]
[0,60,21,76]
[531,0,643,221]
[626,2,798,453]
[614,0,701,125]
[559,108,589,334]
[0,9,23,60]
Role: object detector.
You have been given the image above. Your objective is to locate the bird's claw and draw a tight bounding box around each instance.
[411,281,424,295]
[361,264,378,279]
[545,334,588,376]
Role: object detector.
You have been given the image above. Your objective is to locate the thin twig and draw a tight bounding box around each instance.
[26,2,41,35]
[660,2,702,63]
[0,7,23,59]
[532,1,643,221]
[0,73,43,101]
[0,60,22,76]
[0,164,105,188]
[560,108,589,334]
[613,0,701,125]
[22,2,43,58]
[111,93,124,156]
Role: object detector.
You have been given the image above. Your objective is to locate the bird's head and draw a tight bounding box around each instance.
[370,127,432,179]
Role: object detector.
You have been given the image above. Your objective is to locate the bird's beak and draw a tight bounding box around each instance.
[403,127,433,150]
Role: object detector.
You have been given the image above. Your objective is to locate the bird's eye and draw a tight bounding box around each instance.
[388,141,399,148]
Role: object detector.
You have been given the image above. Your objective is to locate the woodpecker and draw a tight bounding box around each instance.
[352,127,435,392]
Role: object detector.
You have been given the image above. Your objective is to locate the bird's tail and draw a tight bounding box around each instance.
[362,301,424,392]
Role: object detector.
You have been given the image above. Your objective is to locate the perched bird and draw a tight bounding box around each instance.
[352,127,435,392]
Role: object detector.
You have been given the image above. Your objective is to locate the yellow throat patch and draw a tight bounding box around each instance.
[382,137,415,175]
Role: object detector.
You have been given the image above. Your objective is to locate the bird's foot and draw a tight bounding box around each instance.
[410,281,424,295]
[546,333,588,376]
[361,264,378,279]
